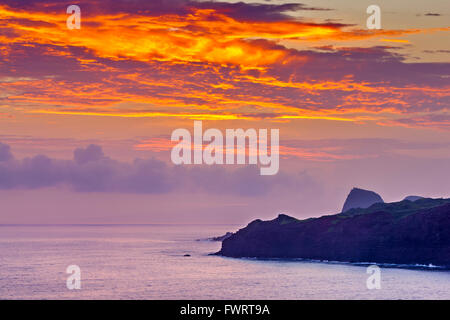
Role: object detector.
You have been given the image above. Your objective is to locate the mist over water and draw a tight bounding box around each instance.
[0,225,449,300]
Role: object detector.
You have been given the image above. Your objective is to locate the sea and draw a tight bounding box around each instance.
[0,224,449,300]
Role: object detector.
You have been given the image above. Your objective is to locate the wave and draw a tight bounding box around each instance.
[215,255,450,271]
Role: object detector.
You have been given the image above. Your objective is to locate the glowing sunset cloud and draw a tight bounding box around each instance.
[1,4,429,66]
[0,0,448,128]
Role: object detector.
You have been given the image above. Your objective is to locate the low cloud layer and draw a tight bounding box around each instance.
[0,142,315,196]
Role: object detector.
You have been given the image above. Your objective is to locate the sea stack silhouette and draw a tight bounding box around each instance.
[341,187,384,212]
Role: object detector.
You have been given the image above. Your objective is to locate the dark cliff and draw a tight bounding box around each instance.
[217,198,450,267]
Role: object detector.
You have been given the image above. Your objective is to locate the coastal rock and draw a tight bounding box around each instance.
[217,198,450,267]
[198,232,234,242]
[403,195,424,202]
[342,187,384,212]
[211,232,234,242]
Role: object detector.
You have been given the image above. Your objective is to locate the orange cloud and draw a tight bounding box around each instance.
[0,3,448,129]
[1,5,443,68]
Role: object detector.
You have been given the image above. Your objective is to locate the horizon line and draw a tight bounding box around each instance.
[0,223,242,227]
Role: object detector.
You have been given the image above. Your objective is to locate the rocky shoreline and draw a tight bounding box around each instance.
[215,190,450,268]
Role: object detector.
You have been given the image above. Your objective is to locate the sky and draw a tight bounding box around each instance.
[0,0,449,224]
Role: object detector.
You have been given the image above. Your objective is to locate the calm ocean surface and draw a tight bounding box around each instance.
[0,224,449,300]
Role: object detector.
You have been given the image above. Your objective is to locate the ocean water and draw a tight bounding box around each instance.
[0,224,449,300]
